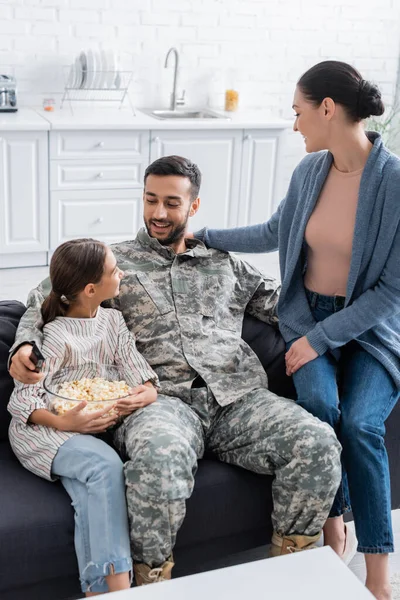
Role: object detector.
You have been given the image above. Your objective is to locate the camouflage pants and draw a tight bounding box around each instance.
[113,388,341,567]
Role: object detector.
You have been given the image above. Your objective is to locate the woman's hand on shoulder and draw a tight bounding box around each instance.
[285,336,318,376]
[115,382,157,416]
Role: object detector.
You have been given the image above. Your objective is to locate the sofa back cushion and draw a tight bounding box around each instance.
[0,301,26,441]
[242,314,296,399]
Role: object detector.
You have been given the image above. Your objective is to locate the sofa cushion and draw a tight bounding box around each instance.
[0,443,272,597]
[0,301,26,441]
[386,400,400,509]
[0,441,78,596]
[178,459,272,548]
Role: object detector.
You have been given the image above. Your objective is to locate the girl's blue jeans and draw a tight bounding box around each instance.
[52,434,132,593]
[288,289,399,554]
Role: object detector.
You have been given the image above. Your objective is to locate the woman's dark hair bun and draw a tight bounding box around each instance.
[297,61,385,122]
[357,79,385,119]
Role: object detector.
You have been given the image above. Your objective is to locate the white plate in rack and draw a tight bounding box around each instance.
[98,50,107,89]
[73,55,83,88]
[66,63,75,89]
[104,49,116,89]
[85,49,97,89]
[93,50,104,89]
[78,50,87,89]
[99,49,108,89]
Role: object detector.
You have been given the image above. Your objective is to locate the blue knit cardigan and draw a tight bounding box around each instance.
[197,132,400,389]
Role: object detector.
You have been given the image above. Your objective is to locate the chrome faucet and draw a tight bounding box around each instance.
[164,47,185,111]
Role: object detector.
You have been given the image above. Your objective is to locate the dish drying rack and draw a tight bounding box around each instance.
[60,65,135,114]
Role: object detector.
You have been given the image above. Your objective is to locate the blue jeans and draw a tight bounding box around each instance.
[289,289,400,554]
[52,435,132,593]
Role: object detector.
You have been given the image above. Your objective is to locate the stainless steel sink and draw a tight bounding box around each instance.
[141,108,230,120]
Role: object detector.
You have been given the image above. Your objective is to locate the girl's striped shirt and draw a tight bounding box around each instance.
[8,307,158,481]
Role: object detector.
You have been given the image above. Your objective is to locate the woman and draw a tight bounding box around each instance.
[194,61,400,600]
[8,238,159,596]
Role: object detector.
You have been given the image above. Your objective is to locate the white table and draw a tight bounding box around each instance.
[97,547,374,599]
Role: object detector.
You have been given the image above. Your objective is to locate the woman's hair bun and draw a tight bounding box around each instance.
[358,79,385,119]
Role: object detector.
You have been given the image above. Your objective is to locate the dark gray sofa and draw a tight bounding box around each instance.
[1,300,399,600]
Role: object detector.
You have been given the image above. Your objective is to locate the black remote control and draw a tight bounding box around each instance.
[30,343,45,373]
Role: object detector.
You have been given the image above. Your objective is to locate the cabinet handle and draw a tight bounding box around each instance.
[152,137,160,143]
[96,172,104,179]
[96,141,105,148]
[244,134,252,141]
[94,217,104,224]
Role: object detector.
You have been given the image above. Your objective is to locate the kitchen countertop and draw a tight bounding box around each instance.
[0,106,292,131]
[33,107,292,130]
[0,107,50,130]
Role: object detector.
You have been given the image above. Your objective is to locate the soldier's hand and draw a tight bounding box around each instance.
[116,383,157,416]
[185,232,195,239]
[9,344,44,384]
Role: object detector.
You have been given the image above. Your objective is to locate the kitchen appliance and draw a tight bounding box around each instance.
[0,75,18,112]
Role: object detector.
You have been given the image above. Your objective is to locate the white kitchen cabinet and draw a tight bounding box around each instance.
[238,129,283,226]
[50,130,148,161]
[50,189,142,248]
[0,131,49,268]
[149,129,243,231]
[49,130,149,250]
[50,159,143,191]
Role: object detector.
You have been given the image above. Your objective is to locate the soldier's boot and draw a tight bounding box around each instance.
[269,531,321,557]
[133,557,174,586]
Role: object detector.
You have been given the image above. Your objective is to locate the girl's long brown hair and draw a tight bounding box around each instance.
[41,238,107,327]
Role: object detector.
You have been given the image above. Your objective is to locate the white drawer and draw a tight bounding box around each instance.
[50,130,149,160]
[50,189,142,249]
[50,159,143,190]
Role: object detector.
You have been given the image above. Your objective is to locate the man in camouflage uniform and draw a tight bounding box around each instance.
[9,156,341,585]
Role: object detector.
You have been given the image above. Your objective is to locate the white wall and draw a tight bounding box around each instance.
[1,0,400,188]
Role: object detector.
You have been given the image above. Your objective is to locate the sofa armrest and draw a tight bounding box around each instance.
[0,301,27,441]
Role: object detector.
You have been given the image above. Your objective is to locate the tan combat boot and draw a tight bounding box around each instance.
[269,531,321,557]
[133,557,174,586]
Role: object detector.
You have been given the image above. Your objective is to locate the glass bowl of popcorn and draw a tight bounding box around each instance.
[44,363,131,417]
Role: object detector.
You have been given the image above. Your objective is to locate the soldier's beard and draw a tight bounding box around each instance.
[145,212,190,247]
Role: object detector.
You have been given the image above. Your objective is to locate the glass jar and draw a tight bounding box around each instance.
[43,98,55,112]
[225,89,239,112]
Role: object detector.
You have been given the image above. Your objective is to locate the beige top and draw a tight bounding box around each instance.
[304,164,363,297]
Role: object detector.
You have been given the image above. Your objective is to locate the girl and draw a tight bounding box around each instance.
[8,238,159,596]
[194,61,400,600]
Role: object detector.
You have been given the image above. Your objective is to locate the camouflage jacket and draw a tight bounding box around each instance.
[11,229,281,406]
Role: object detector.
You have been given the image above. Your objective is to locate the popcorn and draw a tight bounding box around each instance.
[51,377,130,416]
[58,377,130,402]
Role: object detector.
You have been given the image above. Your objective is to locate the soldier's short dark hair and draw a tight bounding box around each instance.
[144,155,201,201]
